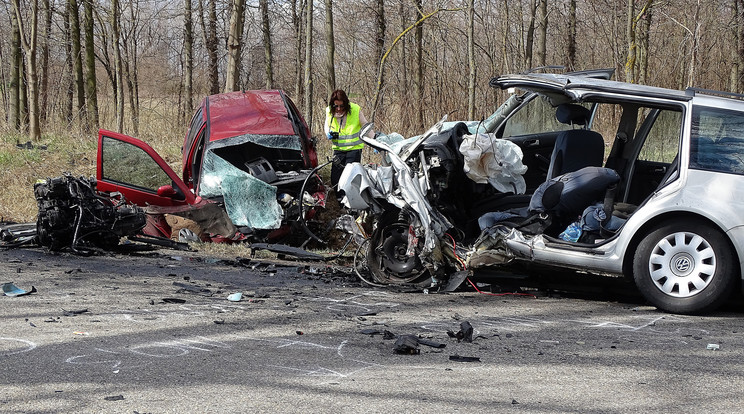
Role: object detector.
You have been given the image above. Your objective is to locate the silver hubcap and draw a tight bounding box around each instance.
[648,231,716,298]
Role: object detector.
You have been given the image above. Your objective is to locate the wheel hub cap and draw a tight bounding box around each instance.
[648,231,716,298]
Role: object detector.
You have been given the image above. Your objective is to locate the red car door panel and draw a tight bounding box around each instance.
[97,130,196,207]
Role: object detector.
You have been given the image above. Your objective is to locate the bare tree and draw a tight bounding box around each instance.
[413,0,423,129]
[736,0,744,93]
[84,0,99,130]
[303,0,313,126]
[566,0,577,71]
[68,0,86,125]
[292,0,305,101]
[122,1,140,135]
[184,0,194,115]
[374,0,384,107]
[9,3,23,130]
[535,0,547,67]
[467,0,475,119]
[198,0,219,95]
[111,0,125,132]
[11,0,41,141]
[260,0,274,89]
[625,0,652,83]
[39,0,52,121]
[324,0,335,94]
[524,0,537,69]
[638,1,653,85]
[225,0,246,92]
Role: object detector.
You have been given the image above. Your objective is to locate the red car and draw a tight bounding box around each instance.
[96,90,325,243]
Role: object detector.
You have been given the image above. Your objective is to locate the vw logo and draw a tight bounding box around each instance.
[675,256,692,273]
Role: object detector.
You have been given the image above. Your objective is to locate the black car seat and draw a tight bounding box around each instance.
[547,104,606,179]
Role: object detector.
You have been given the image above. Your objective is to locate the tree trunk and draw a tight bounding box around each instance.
[63,3,73,124]
[625,0,636,83]
[9,5,22,130]
[293,0,305,101]
[260,0,274,89]
[123,3,139,135]
[68,0,86,125]
[737,0,744,92]
[687,2,701,88]
[566,0,577,71]
[467,0,475,119]
[84,0,99,130]
[373,0,385,110]
[413,0,423,129]
[198,0,219,95]
[535,0,547,67]
[111,0,125,132]
[39,0,51,122]
[303,0,314,127]
[225,0,246,92]
[524,0,537,69]
[184,0,194,116]
[370,0,386,115]
[324,0,335,94]
[12,0,41,141]
[638,2,653,85]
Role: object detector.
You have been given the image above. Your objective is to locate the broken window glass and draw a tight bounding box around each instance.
[199,150,283,229]
[101,137,172,192]
[207,134,302,151]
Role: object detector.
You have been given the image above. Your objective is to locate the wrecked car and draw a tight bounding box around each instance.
[474,73,744,314]
[96,90,325,244]
[345,71,744,314]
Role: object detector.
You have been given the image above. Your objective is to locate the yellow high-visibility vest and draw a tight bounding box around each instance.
[326,102,365,151]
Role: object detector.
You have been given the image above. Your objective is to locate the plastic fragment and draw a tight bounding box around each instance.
[449,355,480,362]
[227,292,243,302]
[394,335,420,354]
[707,343,720,351]
[2,282,37,297]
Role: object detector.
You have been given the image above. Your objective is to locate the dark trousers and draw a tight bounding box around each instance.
[331,149,362,191]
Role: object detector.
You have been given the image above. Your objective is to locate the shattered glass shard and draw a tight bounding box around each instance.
[199,151,283,229]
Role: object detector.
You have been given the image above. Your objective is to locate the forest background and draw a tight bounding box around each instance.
[1,0,743,222]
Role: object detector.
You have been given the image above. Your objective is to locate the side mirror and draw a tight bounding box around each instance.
[157,185,178,198]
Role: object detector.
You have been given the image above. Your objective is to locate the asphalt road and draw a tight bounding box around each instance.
[2,245,744,413]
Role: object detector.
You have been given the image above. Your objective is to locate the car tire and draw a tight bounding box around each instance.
[633,220,737,314]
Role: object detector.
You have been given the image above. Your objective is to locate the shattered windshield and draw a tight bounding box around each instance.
[199,150,283,229]
[208,133,302,151]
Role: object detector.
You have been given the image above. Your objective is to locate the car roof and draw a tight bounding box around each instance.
[491,73,693,102]
[204,90,297,142]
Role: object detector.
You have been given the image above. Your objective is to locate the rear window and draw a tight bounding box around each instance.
[690,106,744,174]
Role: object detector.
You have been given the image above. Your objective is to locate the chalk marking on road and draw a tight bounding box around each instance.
[239,336,348,352]
[0,337,37,356]
[103,303,247,322]
[66,336,233,371]
[129,337,232,357]
[308,291,401,313]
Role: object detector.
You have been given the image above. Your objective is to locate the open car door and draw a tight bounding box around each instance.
[96,130,196,207]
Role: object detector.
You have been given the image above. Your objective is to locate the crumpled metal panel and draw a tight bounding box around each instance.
[199,150,283,229]
[459,133,528,194]
[206,90,297,141]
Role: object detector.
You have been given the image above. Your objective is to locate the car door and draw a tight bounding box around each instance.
[96,130,196,207]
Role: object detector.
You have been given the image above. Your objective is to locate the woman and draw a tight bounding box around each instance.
[324,89,374,191]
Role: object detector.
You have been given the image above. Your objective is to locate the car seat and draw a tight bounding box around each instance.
[478,166,621,236]
[546,104,606,179]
